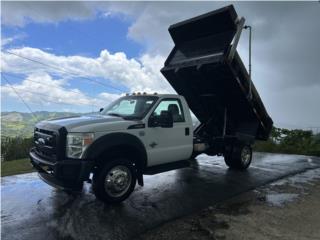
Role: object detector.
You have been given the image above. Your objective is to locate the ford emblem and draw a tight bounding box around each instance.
[38,138,45,145]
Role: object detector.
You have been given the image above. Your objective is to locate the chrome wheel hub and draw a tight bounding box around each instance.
[104,166,132,198]
[241,146,251,165]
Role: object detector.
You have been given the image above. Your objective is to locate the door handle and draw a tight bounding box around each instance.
[150,142,158,148]
[185,127,190,136]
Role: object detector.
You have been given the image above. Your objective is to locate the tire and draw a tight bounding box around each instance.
[224,144,252,170]
[92,158,136,203]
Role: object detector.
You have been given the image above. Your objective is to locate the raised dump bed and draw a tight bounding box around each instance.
[161,5,273,142]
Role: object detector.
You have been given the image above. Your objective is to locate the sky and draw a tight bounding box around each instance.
[1,1,320,130]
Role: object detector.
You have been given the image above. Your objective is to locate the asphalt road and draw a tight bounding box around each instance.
[1,153,320,240]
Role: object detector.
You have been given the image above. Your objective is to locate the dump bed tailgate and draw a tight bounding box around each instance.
[161,5,273,140]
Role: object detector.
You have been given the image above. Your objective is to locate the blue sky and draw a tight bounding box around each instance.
[2,12,144,112]
[1,1,320,129]
[3,15,142,57]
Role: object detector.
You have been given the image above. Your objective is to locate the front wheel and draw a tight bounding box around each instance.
[224,145,252,170]
[92,158,136,203]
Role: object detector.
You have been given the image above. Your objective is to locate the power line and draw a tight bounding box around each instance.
[5,87,99,108]
[1,75,100,108]
[3,94,74,110]
[3,50,125,93]
[2,72,95,98]
[2,74,38,121]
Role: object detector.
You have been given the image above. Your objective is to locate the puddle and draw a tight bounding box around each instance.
[270,168,320,188]
[256,168,320,207]
[265,193,298,207]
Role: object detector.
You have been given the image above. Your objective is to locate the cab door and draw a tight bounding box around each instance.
[145,98,193,166]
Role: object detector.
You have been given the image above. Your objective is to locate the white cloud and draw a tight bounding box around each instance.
[1,2,95,27]
[110,2,225,54]
[101,11,112,18]
[1,34,26,48]
[1,47,173,94]
[266,84,320,129]
[1,47,174,111]
[1,73,120,108]
[98,92,120,103]
[1,37,15,47]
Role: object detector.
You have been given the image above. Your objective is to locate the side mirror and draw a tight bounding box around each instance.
[149,111,173,128]
[99,108,104,112]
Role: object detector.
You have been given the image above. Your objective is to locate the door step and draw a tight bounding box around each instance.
[144,160,191,175]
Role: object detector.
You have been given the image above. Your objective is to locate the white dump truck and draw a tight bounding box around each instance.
[30,5,273,203]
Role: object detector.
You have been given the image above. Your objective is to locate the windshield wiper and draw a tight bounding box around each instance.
[123,116,140,120]
[107,113,123,118]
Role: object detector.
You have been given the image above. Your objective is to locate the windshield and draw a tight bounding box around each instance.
[101,96,158,120]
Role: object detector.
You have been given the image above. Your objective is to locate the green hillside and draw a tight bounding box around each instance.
[1,111,81,138]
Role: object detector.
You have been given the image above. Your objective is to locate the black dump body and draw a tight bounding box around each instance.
[161,5,273,142]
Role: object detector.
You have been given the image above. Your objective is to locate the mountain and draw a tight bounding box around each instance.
[1,111,82,138]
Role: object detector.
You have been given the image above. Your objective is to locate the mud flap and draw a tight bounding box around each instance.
[137,170,144,186]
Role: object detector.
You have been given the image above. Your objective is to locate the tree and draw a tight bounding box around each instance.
[1,137,34,161]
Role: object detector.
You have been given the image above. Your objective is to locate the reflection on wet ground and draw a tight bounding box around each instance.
[1,153,320,240]
[258,167,320,207]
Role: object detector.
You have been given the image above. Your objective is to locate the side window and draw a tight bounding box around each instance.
[152,99,185,122]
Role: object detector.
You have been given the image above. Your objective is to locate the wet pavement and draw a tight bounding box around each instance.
[137,167,320,240]
[1,153,320,240]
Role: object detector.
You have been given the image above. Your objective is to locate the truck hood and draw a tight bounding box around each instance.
[37,114,135,132]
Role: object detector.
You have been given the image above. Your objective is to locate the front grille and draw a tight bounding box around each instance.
[34,128,57,162]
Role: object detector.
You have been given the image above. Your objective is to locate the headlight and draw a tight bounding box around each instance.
[66,133,94,158]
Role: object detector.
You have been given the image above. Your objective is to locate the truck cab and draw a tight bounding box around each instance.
[98,93,194,167]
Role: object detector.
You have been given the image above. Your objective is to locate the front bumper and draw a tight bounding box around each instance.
[30,148,94,190]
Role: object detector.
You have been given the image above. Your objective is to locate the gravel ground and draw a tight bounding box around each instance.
[136,168,320,240]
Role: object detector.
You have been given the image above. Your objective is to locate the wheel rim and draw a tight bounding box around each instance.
[104,165,132,198]
[241,146,251,165]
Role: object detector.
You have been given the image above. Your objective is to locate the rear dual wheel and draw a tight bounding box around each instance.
[224,144,252,170]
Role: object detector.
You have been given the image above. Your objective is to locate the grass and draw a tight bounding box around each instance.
[1,158,35,177]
